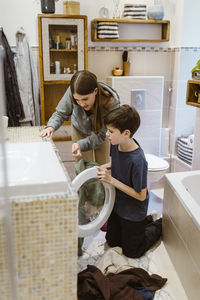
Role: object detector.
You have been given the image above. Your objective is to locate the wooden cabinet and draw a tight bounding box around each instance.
[91,18,170,42]
[186,80,200,108]
[38,14,88,131]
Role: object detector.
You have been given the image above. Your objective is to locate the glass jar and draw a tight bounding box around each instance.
[148,0,164,20]
[41,0,55,14]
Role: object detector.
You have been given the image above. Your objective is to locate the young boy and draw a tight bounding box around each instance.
[96,104,162,258]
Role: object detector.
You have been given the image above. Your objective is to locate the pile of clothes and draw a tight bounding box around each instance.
[78,247,167,300]
[176,134,194,165]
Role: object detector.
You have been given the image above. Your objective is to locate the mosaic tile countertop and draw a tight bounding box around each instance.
[6,126,44,143]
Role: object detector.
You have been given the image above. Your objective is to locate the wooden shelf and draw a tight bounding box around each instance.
[50,49,78,52]
[43,81,71,85]
[91,18,170,42]
[38,14,88,141]
[186,80,200,108]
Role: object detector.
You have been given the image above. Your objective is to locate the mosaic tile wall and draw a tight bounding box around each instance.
[0,127,78,300]
[0,216,11,299]
[88,46,200,159]
[0,193,78,300]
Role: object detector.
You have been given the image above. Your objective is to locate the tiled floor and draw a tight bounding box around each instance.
[54,140,188,299]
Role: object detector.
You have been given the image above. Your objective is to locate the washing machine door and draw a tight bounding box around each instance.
[72,167,115,237]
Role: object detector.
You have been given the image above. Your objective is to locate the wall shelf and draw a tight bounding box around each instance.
[186,80,200,108]
[91,18,170,42]
[49,49,78,52]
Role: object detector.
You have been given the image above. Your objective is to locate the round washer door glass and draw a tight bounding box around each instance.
[72,167,115,237]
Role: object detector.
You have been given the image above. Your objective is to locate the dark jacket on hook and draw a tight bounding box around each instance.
[1,30,24,126]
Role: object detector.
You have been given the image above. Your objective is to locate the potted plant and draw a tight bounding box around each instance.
[191,59,200,79]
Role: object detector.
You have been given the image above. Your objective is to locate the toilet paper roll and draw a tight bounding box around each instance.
[55,61,61,74]
[160,128,169,156]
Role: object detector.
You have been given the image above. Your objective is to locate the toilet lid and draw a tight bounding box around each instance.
[145,154,169,171]
[72,167,115,237]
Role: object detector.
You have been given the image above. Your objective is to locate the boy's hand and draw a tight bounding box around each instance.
[96,166,112,184]
[72,142,82,158]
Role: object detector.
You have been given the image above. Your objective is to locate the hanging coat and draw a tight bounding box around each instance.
[15,28,40,126]
[1,29,24,126]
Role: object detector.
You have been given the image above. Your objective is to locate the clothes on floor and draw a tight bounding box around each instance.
[78,264,167,300]
[96,246,132,275]
[100,220,108,232]
[135,286,155,300]
[106,211,162,258]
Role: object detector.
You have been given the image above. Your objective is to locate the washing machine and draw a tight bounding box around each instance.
[72,167,115,237]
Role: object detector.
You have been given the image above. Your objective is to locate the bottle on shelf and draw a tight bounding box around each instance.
[65,38,71,49]
[55,61,61,74]
[55,35,60,49]
[70,31,77,49]
[50,61,55,73]
[49,33,54,49]
[63,67,71,74]
[73,63,77,74]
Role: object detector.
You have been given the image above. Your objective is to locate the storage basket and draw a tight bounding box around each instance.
[63,1,80,15]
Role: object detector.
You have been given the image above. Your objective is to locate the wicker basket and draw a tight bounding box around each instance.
[63,1,80,15]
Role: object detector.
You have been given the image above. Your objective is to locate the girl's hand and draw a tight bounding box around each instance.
[96,166,112,184]
[39,127,54,138]
[72,142,82,158]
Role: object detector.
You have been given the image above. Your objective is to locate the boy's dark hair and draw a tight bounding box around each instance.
[105,104,140,137]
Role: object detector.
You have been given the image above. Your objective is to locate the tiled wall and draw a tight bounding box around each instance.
[107,75,164,155]
[88,46,173,130]
[169,47,200,155]
[32,45,200,162]
[0,194,78,300]
[88,46,200,160]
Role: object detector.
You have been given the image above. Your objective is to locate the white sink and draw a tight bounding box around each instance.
[0,142,69,197]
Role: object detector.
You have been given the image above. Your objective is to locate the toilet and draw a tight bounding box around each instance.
[145,154,169,187]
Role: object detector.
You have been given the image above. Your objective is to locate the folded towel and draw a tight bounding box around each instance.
[176,136,194,165]
[177,135,194,149]
[97,22,119,39]
[123,14,147,19]
[123,4,147,19]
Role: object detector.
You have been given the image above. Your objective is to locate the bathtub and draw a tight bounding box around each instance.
[163,170,200,299]
[165,171,200,229]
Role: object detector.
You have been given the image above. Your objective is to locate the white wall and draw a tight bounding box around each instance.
[0,0,174,47]
[181,0,200,47]
[165,0,183,47]
[1,0,199,47]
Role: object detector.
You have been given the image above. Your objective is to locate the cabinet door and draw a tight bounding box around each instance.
[41,17,85,81]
